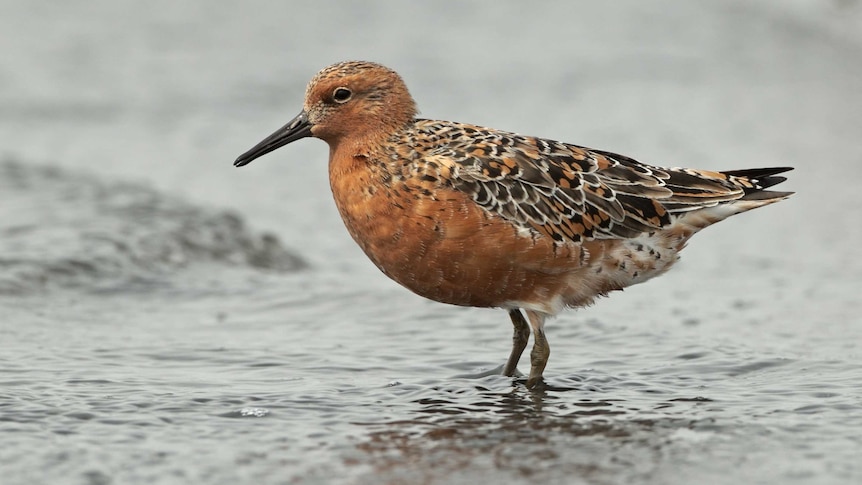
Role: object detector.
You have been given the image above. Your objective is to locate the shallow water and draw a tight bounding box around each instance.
[2,1,862,484]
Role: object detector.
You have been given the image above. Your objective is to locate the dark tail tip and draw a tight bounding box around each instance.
[721,167,794,178]
[721,166,793,192]
[740,190,794,201]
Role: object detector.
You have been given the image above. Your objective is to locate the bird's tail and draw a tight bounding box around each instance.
[674,166,794,231]
[719,166,794,210]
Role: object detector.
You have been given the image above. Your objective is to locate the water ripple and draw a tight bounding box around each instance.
[0,160,305,294]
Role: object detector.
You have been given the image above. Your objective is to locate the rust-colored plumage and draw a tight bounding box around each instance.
[235,61,793,387]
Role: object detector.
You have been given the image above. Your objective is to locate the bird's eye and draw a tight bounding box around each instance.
[333,87,352,103]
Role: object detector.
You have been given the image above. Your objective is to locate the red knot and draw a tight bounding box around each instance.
[235,61,793,387]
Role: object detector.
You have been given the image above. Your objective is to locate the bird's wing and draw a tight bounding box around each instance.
[414,121,777,243]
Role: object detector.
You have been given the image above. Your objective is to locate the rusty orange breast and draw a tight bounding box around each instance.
[328,151,591,310]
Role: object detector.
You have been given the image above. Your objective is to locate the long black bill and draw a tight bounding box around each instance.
[234,110,313,167]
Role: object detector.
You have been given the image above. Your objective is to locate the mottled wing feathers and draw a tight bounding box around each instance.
[408,121,789,244]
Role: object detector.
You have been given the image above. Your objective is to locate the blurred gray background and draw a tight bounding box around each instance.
[1,0,860,278]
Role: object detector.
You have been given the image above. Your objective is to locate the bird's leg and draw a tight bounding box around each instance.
[502,309,530,377]
[525,310,549,388]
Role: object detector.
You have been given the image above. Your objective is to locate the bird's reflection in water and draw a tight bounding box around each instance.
[350,377,694,483]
